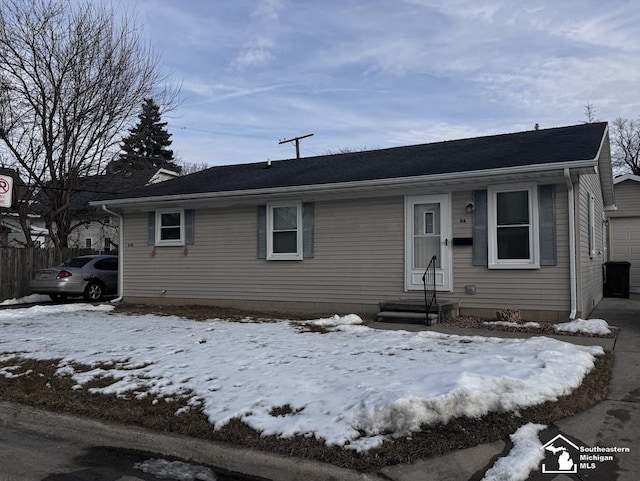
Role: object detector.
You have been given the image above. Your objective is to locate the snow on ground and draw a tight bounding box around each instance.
[0,304,604,451]
[134,458,217,481]
[554,318,612,336]
[483,321,541,329]
[481,423,546,481]
[0,294,51,306]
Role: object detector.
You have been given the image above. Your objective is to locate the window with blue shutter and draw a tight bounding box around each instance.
[258,202,314,260]
[473,185,556,268]
[148,209,194,246]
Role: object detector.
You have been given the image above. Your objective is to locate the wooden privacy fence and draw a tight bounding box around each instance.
[0,248,93,302]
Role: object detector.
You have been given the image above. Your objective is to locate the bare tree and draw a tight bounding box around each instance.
[323,146,379,155]
[0,0,179,247]
[610,117,640,176]
[177,159,211,176]
[584,103,598,123]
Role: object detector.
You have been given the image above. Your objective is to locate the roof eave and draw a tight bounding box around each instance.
[613,173,640,184]
[91,158,599,209]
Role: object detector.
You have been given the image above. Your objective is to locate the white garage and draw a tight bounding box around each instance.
[609,174,640,292]
[610,217,640,290]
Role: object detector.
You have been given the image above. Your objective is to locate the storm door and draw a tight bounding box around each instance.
[405,194,452,291]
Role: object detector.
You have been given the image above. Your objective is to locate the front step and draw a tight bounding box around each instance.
[377,300,459,325]
[377,311,439,326]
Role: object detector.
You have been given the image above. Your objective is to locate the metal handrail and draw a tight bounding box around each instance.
[421,255,437,324]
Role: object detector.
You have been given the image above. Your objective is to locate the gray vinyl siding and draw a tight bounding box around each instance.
[122,197,405,311]
[576,173,605,317]
[121,186,571,319]
[438,188,570,316]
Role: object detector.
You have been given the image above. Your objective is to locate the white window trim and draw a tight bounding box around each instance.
[267,202,303,261]
[588,193,596,257]
[488,184,540,269]
[155,208,185,247]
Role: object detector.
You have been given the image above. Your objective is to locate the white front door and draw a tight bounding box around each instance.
[405,194,452,291]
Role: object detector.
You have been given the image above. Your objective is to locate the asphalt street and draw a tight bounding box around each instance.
[0,423,248,481]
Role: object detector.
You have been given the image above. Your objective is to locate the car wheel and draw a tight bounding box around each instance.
[49,294,68,302]
[84,281,104,302]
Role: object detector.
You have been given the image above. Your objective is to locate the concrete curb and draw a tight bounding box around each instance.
[0,401,383,481]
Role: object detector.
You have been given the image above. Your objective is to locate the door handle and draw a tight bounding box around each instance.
[444,238,448,246]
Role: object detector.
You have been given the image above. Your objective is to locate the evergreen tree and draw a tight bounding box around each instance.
[108,98,181,173]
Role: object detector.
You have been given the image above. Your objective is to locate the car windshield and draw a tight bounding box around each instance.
[62,258,92,268]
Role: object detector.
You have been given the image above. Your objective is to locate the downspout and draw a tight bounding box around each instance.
[564,169,577,320]
[102,205,124,303]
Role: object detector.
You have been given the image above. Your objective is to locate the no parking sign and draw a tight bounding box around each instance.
[0,174,13,208]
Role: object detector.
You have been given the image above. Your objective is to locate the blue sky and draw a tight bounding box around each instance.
[121,0,640,166]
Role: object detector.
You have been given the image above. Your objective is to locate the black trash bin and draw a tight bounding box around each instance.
[603,261,631,298]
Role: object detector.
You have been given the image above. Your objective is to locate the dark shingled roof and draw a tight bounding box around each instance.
[33,169,174,215]
[99,122,607,201]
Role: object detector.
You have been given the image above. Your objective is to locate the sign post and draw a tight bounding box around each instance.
[0,174,13,208]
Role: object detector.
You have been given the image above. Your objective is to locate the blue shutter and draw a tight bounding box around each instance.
[148,212,155,245]
[257,205,267,259]
[302,202,314,259]
[538,185,556,266]
[472,190,488,266]
[185,209,195,245]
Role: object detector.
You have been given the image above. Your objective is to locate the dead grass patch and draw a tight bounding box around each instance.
[113,303,330,322]
[0,350,613,472]
[441,316,617,338]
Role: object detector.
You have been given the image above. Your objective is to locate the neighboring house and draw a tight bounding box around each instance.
[32,168,178,251]
[92,123,615,321]
[607,174,640,293]
[0,167,35,247]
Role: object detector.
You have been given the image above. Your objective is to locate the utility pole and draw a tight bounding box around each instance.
[278,133,314,159]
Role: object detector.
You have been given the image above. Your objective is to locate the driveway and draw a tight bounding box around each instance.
[552,295,640,480]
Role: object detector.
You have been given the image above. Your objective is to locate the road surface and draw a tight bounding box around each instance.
[0,422,253,481]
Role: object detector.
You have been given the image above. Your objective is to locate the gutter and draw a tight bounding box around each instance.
[564,168,577,320]
[102,205,124,303]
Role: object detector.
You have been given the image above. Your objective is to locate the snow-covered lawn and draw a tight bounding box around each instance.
[0,304,604,451]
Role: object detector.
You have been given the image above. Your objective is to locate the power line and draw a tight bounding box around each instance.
[176,125,272,139]
[278,133,314,159]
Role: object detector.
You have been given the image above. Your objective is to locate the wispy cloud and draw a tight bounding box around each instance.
[252,0,285,20]
[182,80,292,103]
[116,0,640,165]
[232,37,276,69]
[228,0,286,70]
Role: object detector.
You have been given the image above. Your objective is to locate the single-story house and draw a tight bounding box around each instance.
[607,174,640,293]
[92,122,615,321]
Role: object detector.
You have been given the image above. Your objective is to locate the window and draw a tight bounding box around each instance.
[94,258,118,271]
[488,185,539,269]
[104,237,111,253]
[63,257,91,268]
[267,203,303,260]
[155,209,185,246]
[85,238,92,249]
[424,211,435,235]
